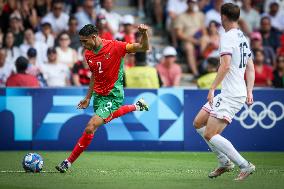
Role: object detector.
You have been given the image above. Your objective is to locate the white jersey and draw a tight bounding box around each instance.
[219,28,252,98]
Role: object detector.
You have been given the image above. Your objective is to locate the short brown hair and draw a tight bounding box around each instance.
[221,3,240,22]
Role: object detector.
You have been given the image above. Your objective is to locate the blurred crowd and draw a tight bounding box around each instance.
[0,0,283,88]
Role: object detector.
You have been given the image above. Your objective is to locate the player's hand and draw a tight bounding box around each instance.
[246,92,254,106]
[138,24,148,34]
[207,89,215,107]
[77,98,90,109]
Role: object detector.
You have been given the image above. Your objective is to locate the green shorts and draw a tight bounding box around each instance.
[93,84,124,120]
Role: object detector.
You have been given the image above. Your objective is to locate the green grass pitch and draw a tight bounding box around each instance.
[0,152,283,189]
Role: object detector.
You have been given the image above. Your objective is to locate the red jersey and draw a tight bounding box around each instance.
[85,39,127,96]
[6,73,39,87]
[254,64,274,87]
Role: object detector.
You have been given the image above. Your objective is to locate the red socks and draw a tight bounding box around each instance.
[104,105,136,123]
[67,105,136,164]
[67,132,94,163]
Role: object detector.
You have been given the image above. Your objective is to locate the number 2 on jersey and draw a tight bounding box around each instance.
[239,42,248,69]
[97,62,103,73]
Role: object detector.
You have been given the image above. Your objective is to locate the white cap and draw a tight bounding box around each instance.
[122,15,135,25]
[41,17,53,26]
[163,46,177,56]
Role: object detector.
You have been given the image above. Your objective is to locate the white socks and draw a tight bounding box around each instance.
[196,127,230,166]
[209,134,249,168]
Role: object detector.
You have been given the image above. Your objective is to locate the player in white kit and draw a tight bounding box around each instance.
[193,3,255,181]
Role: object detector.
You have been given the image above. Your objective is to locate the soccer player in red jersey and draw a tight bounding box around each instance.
[56,24,150,173]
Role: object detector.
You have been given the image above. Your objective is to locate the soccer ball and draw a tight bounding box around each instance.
[22,153,44,173]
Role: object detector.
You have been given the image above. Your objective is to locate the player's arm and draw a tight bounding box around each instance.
[245,58,255,105]
[207,55,231,106]
[126,24,149,53]
[77,73,94,109]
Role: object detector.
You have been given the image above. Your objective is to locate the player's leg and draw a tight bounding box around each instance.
[104,99,149,123]
[67,115,104,163]
[193,109,233,178]
[56,115,104,173]
[205,116,255,180]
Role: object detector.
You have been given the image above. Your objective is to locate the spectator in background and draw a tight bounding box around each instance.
[41,47,70,87]
[20,29,48,65]
[125,52,161,88]
[6,56,39,87]
[25,47,47,87]
[0,0,18,33]
[8,13,24,46]
[75,0,96,31]
[137,0,145,18]
[72,51,91,86]
[96,14,113,40]
[3,31,21,65]
[156,46,182,87]
[240,0,260,33]
[121,15,136,43]
[35,22,55,48]
[277,34,284,56]
[166,0,188,47]
[197,57,220,89]
[200,21,220,59]
[260,16,281,51]
[153,0,164,31]
[205,0,223,26]
[262,1,284,32]
[253,49,273,87]
[273,56,284,88]
[0,29,3,47]
[100,0,122,35]
[251,0,263,14]
[250,31,276,67]
[264,0,284,13]
[35,0,52,19]
[18,0,38,30]
[56,32,78,69]
[175,0,205,77]
[124,53,136,69]
[42,0,69,36]
[197,0,211,12]
[0,48,14,87]
[67,16,81,50]
[26,48,41,78]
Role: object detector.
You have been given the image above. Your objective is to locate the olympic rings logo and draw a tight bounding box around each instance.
[234,101,284,129]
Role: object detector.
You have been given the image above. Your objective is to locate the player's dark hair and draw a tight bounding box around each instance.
[79,24,98,36]
[15,56,29,73]
[221,3,240,22]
